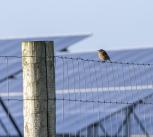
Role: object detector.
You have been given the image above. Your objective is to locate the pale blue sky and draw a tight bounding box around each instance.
[0,0,153,52]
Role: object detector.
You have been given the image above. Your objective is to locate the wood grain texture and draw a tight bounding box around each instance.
[22,41,56,137]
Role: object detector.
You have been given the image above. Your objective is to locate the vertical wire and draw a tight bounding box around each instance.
[149,65,153,136]
[116,109,118,137]
[106,61,112,137]
[62,58,65,137]
[107,62,112,137]
[137,104,140,136]
[93,62,97,136]
[121,107,123,137]
[144,65,149,137]
[104,99,106,137]
[81,60,83,137]
[138,102,141,136]
[6,57,10,137]
[98,62,101,137]
[118,64,126,137]
[110,103,112,137]
[122,63,127,102]
[141,65,145,136]
[150,103,152,136]
[150,65,153,89]
[110,62,116,137]
[66,59,70,137]
[82,60,87,137]
[148,64,153,89]
[105,62,110,93]
[132,104,135,137]
[133,65,140,91]
[147,64,151,89]
[144,103,147,137]
[136,63,145,136]
[124,108,127,137]
[117,63,121,93]
[54,56,57,136]
[92,61,95,137]
[132,64,138,95]
[111,62,117,101]
[139,64,144,136]
[87,60,90,137]
[89,61,94,111]
[99,61,105,137]
[72,58,77,137]
[133,65,137,137]
[62,58,65,120]
[122,63,126,137]
[143,64,149,89]
[77,59,81,137]
[116,63,120,137]
[149,64,153,136]
[128,64,133,91]
[109,63,113,137]
[119,63,124,137]
[128,106,129,137]
[93,60,100,137]
[137,64,142,89]
[130,63,138,137]
[77,59,81,112]
[121,63,125,137]
[104,61,109,137]
[66,59,70,105]
[128,64,131,137]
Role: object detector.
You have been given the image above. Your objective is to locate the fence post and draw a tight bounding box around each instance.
[21,41,56,137]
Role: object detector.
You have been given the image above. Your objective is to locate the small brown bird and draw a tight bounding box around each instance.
[98,49,111,61]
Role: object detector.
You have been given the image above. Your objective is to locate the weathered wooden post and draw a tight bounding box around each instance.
[21,41,56,137]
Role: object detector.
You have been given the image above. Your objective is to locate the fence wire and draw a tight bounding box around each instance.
[0,55,153,137]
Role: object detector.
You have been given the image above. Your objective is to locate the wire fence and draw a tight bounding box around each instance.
[0,55,153,137]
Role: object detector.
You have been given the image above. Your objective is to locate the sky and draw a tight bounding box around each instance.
[0,0,153,52]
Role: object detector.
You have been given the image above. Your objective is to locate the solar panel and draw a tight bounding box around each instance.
[0,34,90,56]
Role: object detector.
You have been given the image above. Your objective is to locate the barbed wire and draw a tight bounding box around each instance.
[54,55,153,66]
[0,55,152,66]
[0,98,153,105]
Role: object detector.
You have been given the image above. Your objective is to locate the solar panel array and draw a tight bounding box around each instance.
[0,48,153,136]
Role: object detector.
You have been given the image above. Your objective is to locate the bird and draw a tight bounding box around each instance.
[97,49,111,61]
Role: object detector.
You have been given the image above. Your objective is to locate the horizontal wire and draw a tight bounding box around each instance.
[1,98,153,105]
[54,56,153,66]
[0,55,152,66]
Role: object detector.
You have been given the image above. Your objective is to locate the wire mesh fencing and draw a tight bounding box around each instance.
[55,56,153,137]
[0,56,22,137]
[0,55,153,137]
